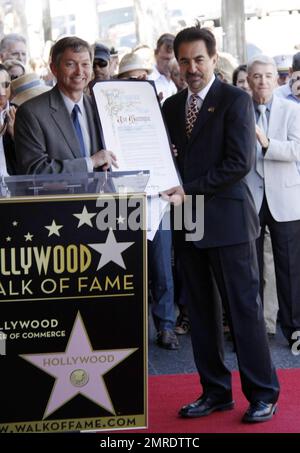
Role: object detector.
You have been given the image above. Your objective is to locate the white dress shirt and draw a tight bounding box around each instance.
[60,91,93,172]
[148,66,177,104]
[185,74,216,112]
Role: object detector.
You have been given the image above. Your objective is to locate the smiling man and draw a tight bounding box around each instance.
[15,36,117,174]
[161,25,279,423]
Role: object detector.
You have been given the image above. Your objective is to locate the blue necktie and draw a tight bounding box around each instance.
[72,104,86,157]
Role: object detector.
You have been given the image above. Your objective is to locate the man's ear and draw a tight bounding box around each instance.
[50,62,57,78]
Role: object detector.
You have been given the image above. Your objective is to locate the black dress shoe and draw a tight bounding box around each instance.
[179,394,234,418]
[242,401,277,423]
[157,329,179,350]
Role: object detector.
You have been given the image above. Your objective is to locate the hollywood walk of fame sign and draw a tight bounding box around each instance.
[0,192,147,433]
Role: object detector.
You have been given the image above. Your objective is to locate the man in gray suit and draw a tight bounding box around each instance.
[246,54,300,348]
[15,36,117,174]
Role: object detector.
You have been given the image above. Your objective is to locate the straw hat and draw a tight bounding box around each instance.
[117,52,152,78]
[3,59,26,74]
[273,54,293,74]
[11,73,51,106]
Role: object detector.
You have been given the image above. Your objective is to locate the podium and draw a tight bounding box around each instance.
[0,172,148,433]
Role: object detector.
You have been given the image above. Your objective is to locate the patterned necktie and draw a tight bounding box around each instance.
[72,104,86,157]
[256,104,268,178]
[186,94,200,138]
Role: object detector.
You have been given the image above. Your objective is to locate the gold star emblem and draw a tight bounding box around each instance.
[45,220,63,237]
[73,205,97,228]
[88,229,134,270]
[20,313,137,418]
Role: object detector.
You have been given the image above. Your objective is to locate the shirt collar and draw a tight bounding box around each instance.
[187,74,216,103]
[253,97,273,112]
[151,65,160,81]
[59,90,84,115]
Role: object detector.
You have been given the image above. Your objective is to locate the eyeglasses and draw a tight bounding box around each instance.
[93,59,108,69]
[0,81,11,89]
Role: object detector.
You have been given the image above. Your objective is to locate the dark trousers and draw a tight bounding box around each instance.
[178,239,279,403]
[148,217,175,331]
[257,195,300,342]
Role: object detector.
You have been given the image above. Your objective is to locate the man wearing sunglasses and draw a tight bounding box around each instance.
[92,43,111,81]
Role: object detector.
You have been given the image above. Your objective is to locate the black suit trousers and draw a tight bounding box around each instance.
[257,194,300,342]
[177,239,279,403]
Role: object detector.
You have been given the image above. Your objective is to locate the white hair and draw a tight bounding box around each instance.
[247,54,277,74]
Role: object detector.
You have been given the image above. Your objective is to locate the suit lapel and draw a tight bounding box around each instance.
[84,95,99,154]
[188,78,222,144]
[268,95,282,136]
[174,89,188,146]
[49,86,82,158]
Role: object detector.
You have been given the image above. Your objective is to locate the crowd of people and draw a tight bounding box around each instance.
[1,22,300,424]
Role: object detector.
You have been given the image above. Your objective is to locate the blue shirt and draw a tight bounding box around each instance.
[274,83,300,104]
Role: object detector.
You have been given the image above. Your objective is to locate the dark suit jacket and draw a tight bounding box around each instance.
[15,85,102,174]
[163,78,260,248]
[3,131,17,175]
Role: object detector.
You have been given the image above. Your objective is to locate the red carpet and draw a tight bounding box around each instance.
[131,369,300,433]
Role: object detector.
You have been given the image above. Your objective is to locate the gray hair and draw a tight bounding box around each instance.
[0,33,26,52]
[247,54,277,74]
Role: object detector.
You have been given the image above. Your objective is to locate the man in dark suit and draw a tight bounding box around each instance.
[15,36,116,174]
[161,25,279,423]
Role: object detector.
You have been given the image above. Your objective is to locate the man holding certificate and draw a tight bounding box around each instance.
[15,36,116,174]
[117,52,179,351]
[161,25,279,423]
[92,52,180,351]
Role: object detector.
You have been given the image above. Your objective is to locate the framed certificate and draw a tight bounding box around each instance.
[91,80,181,196]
